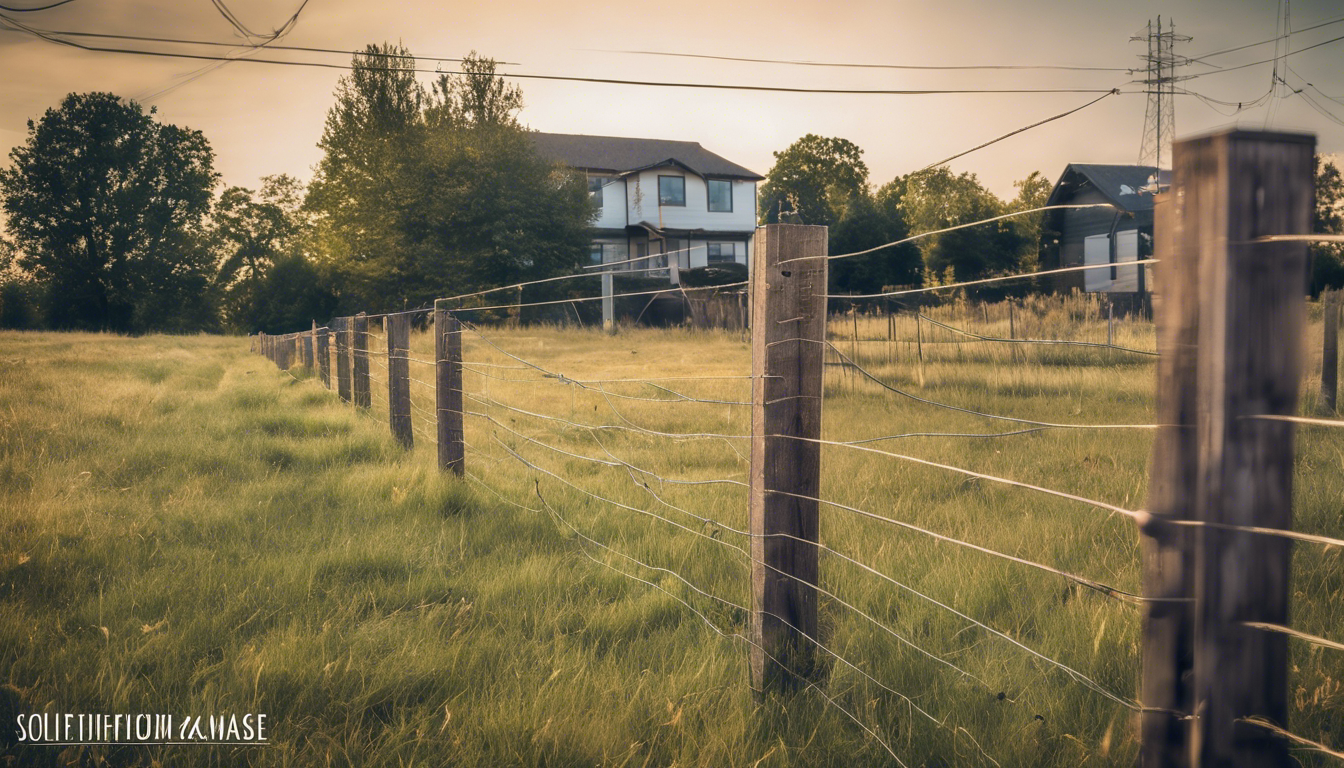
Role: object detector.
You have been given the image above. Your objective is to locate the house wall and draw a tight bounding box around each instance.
[589,176,627,230]
[1051,186,1154,294]
[625,166,756,234]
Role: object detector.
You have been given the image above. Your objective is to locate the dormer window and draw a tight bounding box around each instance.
[588,176,606,207]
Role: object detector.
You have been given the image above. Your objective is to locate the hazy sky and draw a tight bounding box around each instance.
[1,0,1342,201]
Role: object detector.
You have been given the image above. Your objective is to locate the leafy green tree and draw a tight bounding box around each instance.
[248,254,338,334]
[399,56,592,306]
[758,135,869,227]
[1007,170,1053,271]
[885,167,1023,283]
[0,92,218,331]
[212,174,310,329]
[306,43,424,309]
[1311,155,1344,296]
[828,191,921,296]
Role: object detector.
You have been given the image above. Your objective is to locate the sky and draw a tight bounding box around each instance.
[1,0,1342,201]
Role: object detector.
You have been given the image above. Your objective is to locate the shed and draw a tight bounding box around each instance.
[1039,164,1170,295]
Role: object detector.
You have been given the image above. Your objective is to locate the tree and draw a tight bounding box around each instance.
[399,56,592,306]
[0,92,218,331]
[1007,170,1053,271]
[885,167,1023,284]
[828,191,921,296]
[306,43,424,309]
[212,174,316,330]
[758,135,869,227]
[1311,155,1344,296]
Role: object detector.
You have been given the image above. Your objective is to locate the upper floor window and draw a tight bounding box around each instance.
[707,180,732,212]
[589,244,604,265]
[658,175,685,207]
[588,176,606,207]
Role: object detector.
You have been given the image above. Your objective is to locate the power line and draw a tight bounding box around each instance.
[588,47,1130,73]
[917,91,1119,173]
[1183,14,1344,63]
[0,20,1126,96]
[5,25,516,65]
[0,0,76,10]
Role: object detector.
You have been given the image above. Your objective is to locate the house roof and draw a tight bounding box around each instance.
[1045,163,1172,212]
[531,132,764,181]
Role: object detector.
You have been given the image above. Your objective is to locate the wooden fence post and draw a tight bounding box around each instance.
[386,313,413,448]
[1183,129,1313,767]
[316,325,330,389]
[1141,189,1199,768]
[1323,288,1338,412]
[303,327,315,369]
[352,312,370,409]
[335,317,352,403]
[749,224,827,696]
[602,271,615,334]
[435,302,464,475]
[915,311,925,387]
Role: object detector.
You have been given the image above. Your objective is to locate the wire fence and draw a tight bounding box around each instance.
[250,135,1344,767]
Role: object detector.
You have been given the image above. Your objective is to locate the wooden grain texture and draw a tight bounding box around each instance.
[303,326,315,369]
[1323,289,1338,412]
[335,317,352,403]
[1141,190,1197,768]
[352,313,370,409]
[316,325,330,389]
[749,224,827,696]
[434,304,464,475]
[1187,129,1313,768]
[386,313,413,449]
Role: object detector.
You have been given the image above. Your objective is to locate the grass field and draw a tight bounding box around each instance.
[1,298,1341,766]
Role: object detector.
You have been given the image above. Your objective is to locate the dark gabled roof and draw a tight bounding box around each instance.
[530,132,764,181]
[1045,163,1172,212]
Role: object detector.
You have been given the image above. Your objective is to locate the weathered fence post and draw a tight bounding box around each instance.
[434,301,464,475]
[602,271,615,334]
[352,312,370,409]
[749,224,827,696]
[316,325,330,389]
[335,317,352,403]
[1141,189,1199,768]
[1180,129,1313,767]
[386,313,413,449]
[1323,288,1338,412]
[915,310,925,387]
[303,326,315,369]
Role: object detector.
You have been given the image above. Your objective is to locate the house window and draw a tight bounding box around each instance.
[589,244,604,265]
[588,176,605,207]
[707,180,732,212]
[707,243,736,264]
[658,175,685,206]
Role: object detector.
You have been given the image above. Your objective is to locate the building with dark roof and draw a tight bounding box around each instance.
[1039,163,1171,296]
[531,132,764,282]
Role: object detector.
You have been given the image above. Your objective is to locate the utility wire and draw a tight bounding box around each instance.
[589,47,1130,73]
[917,91,1119,173]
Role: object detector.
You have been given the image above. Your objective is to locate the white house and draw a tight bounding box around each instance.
[531,133,763,282]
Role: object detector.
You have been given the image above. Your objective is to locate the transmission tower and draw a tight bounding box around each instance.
[1133,16,1191,171]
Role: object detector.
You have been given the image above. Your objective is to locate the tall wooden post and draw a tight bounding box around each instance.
[303,327,315,369]
[316,325,330,389]
[386,313,413,448]
[352,312,370,409]
[1185,130,1313,767]
[1323,289,1338,412]
[335,317,352,403]
[434,302,464,475]
[915,311,926,387]
[1141,191,1199,768]
[749,224,827,696]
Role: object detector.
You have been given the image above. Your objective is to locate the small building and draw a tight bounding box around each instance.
[1039,164,1170,296]
[531,132,763,282]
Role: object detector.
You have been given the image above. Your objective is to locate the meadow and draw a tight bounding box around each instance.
[1,294,1341,766]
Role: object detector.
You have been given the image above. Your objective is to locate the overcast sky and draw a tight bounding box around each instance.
[1,0,1341,201]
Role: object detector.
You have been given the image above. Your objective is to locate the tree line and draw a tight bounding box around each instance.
[1,46,1341,333]
[0,47,593,333]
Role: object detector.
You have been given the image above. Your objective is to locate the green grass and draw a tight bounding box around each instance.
[1,300,1341,767]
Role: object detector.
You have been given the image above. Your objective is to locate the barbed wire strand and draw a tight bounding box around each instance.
[830,260,1160,300]
[1236,718,1344,761]
[918,314,1159,356]
[825,342,1160,430]
[1242,622,1344,652]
